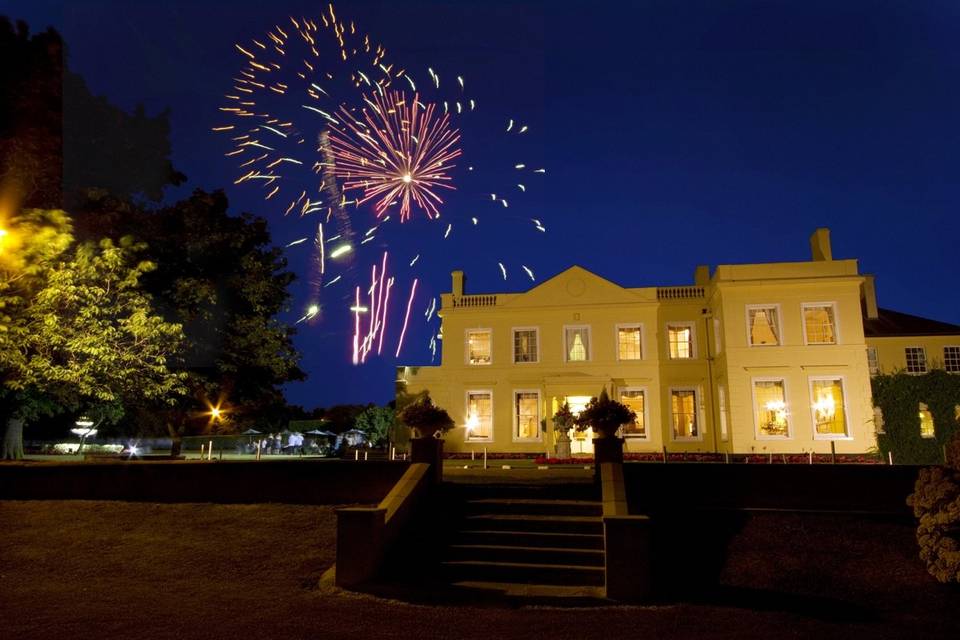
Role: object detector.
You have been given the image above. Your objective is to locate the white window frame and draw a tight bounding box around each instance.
[669,385,704,442]
[745,304,783,347]
[464,328,493,366]
[511,326,540,364]
[866,346,879,376]
[512,389,542,443]
[665,321,697,360]
[718,384,729,441]
[616,386,649,440]
[563,324,592,362]
[464,389,494,443]
[615,323,645,362]
[808,375,852,440]
[944,345,960,374]
[905,346,927,374]
[751,376,791,440]
[801,302,840,345]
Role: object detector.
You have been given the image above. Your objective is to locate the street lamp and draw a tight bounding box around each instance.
[71,416,97,456]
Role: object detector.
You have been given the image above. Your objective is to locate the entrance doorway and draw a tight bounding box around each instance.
[561,395,594,455]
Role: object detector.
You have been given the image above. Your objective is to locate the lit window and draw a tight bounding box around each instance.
[810,377,848,438]
[667,324,694,359]
[873,406,884,435]
[754,379,789,437]
[919,403,935,439]
[617,325,643,360]
[803,304,837,345]
[514,391,541,441]
[465,391,493,441]
[718,385,729,441]
[905,347,927,374]
[513,328,538,363]
[466,329,492,365]
[618,388,646,438]
[747,305,781,346]
[671,388,699,440]
[565,326,591,362]
[714,318,723,354]
[944,346,960,373]
[867,347,879,376]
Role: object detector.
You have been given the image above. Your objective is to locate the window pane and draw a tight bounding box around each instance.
[718,385,729,441]
[919,403,935,438]
[748,307,780,346]
[905,347,927,374]
[811,378,847,436]
[515,392,539,440]
[466,392,492,439]
[618,389,645,437]
[944,346,960,373]
[668,325,693,359]
[804,305,836,344]
[618,327,642,360]
[514,329,538,363]
[467,330,491,364]
[754,380,789,437]
[566,327,589,361]
[671,389,698,438]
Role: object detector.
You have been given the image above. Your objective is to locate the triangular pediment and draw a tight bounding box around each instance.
[502,265,643,308]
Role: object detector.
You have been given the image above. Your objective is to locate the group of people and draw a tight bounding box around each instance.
[244,432,326,456]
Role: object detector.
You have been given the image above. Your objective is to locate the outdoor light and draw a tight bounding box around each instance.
[210,407,222,420]
[71,417,98,455]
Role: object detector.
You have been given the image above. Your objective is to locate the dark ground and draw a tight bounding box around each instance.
[1,500,957,639]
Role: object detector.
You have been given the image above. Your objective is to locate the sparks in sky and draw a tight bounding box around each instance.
[327,90,462,222]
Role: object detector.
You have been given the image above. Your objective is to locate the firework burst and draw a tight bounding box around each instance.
[327,90,462,222]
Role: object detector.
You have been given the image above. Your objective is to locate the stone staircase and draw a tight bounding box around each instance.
[439,482,606,601]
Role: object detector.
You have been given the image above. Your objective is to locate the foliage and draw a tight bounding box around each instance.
[908,433,960,583]
[398,395,454,439]
[574,386,635,438]
[873,370,960,465]
[70,190,304,442]
[552,401,575,433]
[0,18,184,211]
[354,405,394,447]
[1,209,186,458]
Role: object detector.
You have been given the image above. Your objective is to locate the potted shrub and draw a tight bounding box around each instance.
[398,395,454,482]
[552,402,576,460]
[575,386,635,464]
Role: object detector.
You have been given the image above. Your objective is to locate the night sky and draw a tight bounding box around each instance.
[5,0,960,409]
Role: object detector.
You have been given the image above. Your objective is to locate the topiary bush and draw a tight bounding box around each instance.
[397,395,454,439]
[908,432,960,583]
[574,386,635,438]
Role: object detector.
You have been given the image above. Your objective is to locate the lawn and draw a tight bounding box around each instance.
[1,500,958,639]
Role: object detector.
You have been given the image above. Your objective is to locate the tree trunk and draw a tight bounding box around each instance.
[2,418,25,460]
[167,421,184,457]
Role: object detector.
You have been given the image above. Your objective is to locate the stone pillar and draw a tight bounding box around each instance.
[410,437,444,484]
[334,507,386,587]
[593,436,624,464]
[604,514,653,601]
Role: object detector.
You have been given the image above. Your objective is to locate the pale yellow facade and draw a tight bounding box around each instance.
[398,229,959,455]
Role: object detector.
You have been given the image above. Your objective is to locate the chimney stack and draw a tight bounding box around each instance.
[810,228,833,261]
[451,270,465,297]
[694,265,710,286]
[862,275,879,319]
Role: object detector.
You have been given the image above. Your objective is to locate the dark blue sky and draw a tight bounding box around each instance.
[5,1,960,409]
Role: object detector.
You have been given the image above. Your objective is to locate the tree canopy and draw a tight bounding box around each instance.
[1,209,186,458]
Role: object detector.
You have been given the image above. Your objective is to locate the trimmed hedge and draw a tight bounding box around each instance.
[873,370,960,465]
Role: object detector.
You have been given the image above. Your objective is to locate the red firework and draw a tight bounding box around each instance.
[327,90,462,222]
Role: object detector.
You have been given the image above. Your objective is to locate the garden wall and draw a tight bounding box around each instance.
[0,459,408,504]
[623,462,920,516]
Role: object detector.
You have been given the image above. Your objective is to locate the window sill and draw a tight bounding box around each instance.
[813,435,853,441]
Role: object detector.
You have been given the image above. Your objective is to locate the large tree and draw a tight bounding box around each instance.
[73,190,304,452]
[0,209,186,459]
[0,18,184,212]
